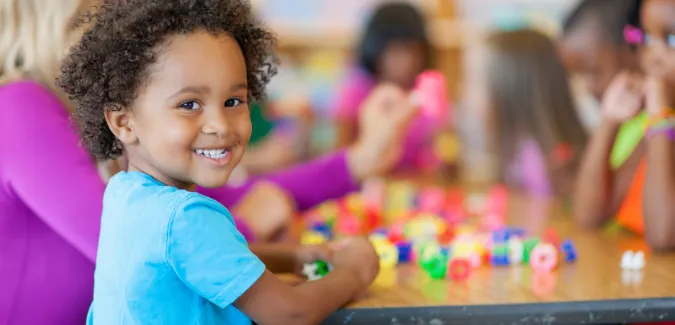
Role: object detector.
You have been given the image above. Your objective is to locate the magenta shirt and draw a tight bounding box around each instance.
[0,80,359,325]
[332,67,445,172]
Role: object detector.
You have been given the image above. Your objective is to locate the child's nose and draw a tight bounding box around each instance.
[201,109,230,136]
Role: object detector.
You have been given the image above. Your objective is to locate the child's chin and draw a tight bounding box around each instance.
[194,173,231,188]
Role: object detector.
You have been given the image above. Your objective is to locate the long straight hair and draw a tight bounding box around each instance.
[486,29,588,193]
[0,0,86,103]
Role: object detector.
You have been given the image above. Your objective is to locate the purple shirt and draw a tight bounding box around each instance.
[0,80,359,325]
[332,67,445,172]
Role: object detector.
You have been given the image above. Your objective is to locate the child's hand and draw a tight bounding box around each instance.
[293,244,333,275]
[644,76,669,117]
[331,237,380,290]
[347,84,418,181]
[233,182,296,242]
[601,72,644,122]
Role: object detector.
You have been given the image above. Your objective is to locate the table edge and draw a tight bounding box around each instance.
[323,298,675,325]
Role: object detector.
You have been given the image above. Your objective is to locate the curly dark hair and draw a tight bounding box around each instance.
[58,0,278,160]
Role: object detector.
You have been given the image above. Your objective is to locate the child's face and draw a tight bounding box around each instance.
[378,41,426,89]
[111,31,251,189]
[559,20,624,101]
[640,0,675,85]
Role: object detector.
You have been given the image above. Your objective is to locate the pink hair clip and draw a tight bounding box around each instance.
[624,25,644,45]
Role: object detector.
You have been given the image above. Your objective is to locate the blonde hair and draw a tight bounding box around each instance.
[0,0,85,93]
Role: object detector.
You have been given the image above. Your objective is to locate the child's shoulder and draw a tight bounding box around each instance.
[105,171,228,219]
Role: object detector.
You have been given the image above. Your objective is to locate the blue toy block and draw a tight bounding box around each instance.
[561,239,577,262]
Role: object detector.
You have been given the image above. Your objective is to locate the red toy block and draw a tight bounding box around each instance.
[449,258,472,281]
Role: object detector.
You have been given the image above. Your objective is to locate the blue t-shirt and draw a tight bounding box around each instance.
[87,171,266,325]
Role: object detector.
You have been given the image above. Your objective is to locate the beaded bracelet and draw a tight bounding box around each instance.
[644,116,675,140]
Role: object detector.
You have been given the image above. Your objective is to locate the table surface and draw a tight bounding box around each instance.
[319,193,675,325]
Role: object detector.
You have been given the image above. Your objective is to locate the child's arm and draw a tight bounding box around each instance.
[248,243,332,274]
[236,238,378,325]
[573,119,622,227]
[235,269,362,325]
[168,200,378,325]
[573,73,643,228]
[641,77,675,250]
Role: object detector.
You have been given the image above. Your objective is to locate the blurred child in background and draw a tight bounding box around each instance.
[559,0,640,105]
[333,2,446,172]
[478,29,587,198]
[573,0,675,250]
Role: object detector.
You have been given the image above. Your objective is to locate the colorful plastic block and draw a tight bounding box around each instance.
[530,243,558,272]
[387,222,406,243]
[422,254,448,279]
[302,260,332,281]
[490,254,509,266]
[310,222,332,240]
[336,213,361,235]
[561,239,577,262]
[373,238,399,269]
[417,241,442,266]
[419,187,447,214]
[508,238,524,264]
[542,228,561,247]
[491,229,510,243]
[621,250,645,270]
[396,241,413,263]
[449,258,471,281]
[301,231,328,245]
[522,238,540,263]
[412,70,448,119]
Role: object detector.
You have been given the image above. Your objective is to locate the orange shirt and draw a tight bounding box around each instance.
[616,160,646,235]
[611,113,647,235]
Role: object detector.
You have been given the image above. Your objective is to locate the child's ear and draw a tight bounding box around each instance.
[104,104,138,145]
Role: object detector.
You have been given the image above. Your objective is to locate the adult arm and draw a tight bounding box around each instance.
[0,82,105,262]
[198,150,360,211]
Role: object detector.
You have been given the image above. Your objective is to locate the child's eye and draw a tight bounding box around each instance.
[644,33,654,46]
[224,98,244,108]
[179,101,202,110]
[667,34,675,48]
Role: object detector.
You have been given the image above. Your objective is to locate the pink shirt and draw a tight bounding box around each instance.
[0,80,359,325]
[332,67,445,172]
[507,138,553,197]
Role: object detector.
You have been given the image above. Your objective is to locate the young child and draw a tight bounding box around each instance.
[57,0,398,323]
[558,0,640,131]
[333,2,443,172]
[559,0,640,103]
[478,29,588,197]
[573,0,675,251]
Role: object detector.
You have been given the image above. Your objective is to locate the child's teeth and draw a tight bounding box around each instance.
[195,149,228,159]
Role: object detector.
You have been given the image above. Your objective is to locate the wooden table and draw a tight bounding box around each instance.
[321,194,675,325]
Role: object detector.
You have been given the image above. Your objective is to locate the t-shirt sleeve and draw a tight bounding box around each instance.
[166,194,266,308]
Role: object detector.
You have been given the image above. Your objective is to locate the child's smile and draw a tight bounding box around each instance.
[193,148,232,165]
[105,30,252,189]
